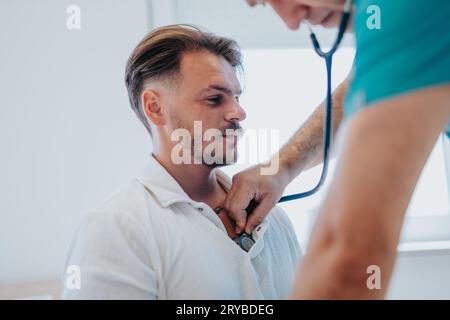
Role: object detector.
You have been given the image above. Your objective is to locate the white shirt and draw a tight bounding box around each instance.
[62,156,301,300]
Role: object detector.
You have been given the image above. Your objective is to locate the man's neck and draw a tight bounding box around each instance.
[152,152,226,208]
[152,150,239,240]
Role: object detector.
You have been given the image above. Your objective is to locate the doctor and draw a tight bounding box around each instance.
[224,0,450,298]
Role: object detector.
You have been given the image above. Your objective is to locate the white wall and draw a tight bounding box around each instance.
[150,0,354,49]
[0,0,150,283]
[388,252,450,299]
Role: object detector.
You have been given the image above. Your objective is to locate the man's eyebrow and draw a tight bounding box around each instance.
[201,85,242,96]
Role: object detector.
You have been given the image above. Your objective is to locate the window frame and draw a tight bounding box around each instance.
[400,135,450,243]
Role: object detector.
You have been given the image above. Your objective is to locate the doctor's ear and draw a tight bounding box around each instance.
[142,89,166,126]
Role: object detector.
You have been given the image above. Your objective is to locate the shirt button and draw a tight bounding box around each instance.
[197,207,203,212]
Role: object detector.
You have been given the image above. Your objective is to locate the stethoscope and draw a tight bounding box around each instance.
[239,0,354,251]
[278,0,354,203]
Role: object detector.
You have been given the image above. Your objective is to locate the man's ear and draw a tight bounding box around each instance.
[142,89,166,126]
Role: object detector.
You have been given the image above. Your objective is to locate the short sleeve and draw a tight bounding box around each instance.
[346,0,450,136]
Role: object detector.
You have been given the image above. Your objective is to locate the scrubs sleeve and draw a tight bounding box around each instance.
[345,0,450,137]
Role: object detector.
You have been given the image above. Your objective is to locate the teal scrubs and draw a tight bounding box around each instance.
[345,0,450,137]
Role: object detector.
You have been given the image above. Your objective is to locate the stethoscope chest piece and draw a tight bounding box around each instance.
[234,233,255,252]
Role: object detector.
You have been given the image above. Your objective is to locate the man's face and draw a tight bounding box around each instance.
[159,50,246,167]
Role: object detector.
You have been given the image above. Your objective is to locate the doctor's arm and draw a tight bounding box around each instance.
[224,79,349,234]
[291,85,450,299]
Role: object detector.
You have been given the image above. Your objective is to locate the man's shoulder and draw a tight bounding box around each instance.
[70,180,160,255]
[266,205,292,229]
[96,179,155,211]
[83,179,157,228]
[261,205,302,263]
[268,206,298,243]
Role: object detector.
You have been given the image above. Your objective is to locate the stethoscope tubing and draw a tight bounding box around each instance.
[278,0,354,203]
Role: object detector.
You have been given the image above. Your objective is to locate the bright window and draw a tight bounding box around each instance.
[222,48,450,247]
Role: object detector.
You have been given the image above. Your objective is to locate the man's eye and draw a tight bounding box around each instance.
[206,95,223,105]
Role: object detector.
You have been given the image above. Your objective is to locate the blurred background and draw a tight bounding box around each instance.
[1,0,450,299]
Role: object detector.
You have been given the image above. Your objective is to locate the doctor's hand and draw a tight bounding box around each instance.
[246,0,348,30]
[223,162,291,234]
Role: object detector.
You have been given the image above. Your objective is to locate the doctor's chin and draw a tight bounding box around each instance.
[2,0,450,312]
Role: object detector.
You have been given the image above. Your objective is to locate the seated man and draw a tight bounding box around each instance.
[62,24,301,299]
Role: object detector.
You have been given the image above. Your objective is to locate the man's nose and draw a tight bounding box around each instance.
[225,102,246,122]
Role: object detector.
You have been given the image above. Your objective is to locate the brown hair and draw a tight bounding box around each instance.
[124,24,243,136]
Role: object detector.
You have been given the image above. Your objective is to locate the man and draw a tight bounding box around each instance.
[63,24,308,299]
[224,0,450,298]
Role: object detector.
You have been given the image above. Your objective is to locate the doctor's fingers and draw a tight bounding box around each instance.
[223,179,257,234]
[244,195,278,234]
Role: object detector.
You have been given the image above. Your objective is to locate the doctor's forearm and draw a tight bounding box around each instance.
[278,79,348,181]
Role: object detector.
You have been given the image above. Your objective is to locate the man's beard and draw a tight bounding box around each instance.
[171,115,243,167]
[202,134,238,169]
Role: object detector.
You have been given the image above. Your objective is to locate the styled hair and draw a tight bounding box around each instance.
[124,24,243,136]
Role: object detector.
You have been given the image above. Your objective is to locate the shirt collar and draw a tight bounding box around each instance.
[136,155,232,208]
